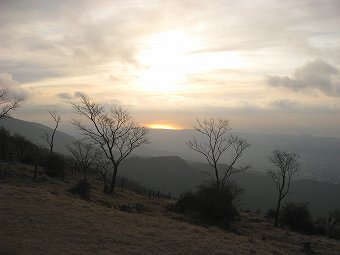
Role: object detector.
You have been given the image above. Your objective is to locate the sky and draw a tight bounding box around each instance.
[0,0,340,136]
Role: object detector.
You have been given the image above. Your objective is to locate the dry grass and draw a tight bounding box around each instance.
[0,164,339,255]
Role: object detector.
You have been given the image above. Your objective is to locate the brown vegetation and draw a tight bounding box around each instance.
[1,164,339,255]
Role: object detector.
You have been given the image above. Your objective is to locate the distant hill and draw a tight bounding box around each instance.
[120,156,207,196]
[0,117,76,155]
[120,156,340,217]
[141,129,340,184]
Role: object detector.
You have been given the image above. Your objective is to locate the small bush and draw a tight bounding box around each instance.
[172,182,242,229]
[45,153,66,178]
[314,217,327,236]
[327,209,340,240]
[265,208,276,220]
[70,180,91,199]
[280,202,314,234]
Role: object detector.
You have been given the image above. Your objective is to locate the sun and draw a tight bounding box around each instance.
[146,123,181,130]
[135,30,200,93]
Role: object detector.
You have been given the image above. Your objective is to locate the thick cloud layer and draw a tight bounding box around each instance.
[267,59,340,96]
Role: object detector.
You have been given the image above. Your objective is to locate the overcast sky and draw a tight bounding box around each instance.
[1,0,340,136]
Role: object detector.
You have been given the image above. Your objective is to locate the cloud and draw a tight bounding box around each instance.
[270,99,298,110]
[74,91,85,98]
[56,92,72,100]
[267,59,340,96]
[0,72,18,87]
[0,72,30,98]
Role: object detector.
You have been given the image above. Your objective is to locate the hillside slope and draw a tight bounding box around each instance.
[120,156,207,196]
[1,164,340,255]
[0,117,75,155]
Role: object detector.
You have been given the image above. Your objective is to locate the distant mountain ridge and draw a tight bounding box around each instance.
[120,155,340,217]
[0,117,76,155]
[143,129,340,184]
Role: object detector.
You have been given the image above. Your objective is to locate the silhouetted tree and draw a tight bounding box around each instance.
[0,88,23,119]
[93,150,112,192]
[187,117,250,187]
[67,140,98,183]
[71,95,149,193]
[0,127,12,163]
[13,134,30,162]
[42,110,61,176]
[267,150,300,227]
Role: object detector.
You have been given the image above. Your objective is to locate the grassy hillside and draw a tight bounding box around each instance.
[1,164,340,254]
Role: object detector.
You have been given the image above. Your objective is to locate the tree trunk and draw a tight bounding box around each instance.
[214,165,220,188]
[274,195,282,227]
[33,164,38,181]
[61,167,65,182]
[47,148,53,175]
[110,164,119,194]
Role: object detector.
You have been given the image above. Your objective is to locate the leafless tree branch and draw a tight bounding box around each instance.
[0,88,24,119]
[187,117,250,187]
[71,94,149,193]
[267,149,300,227]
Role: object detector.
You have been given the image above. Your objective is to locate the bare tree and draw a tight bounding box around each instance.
[67,140,98,183]
[71,95,149,193]
[42,110,61,175]
[93,150,113,192]
[0,88,24,119]
[267,150,300,227]
[187,117,250,187]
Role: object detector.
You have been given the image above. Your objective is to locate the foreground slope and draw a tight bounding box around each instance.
[1,164,340,255]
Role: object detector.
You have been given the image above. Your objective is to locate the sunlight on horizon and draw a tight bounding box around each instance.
[146,123,182,130]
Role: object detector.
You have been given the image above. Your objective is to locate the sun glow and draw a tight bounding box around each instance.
[135,30,247,93]
[136,30,201,93]
[147,123,181,130]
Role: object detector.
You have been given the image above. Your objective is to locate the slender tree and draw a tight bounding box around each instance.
[71,94,149,193]
[67,140,98,183]
[267,150,300,227]
[187,117,250,187]
[93,150,112,192]
[0,88,24,119]
[42,110,61,175]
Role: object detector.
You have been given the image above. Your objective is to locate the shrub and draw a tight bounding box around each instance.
[70,180,91,199]
[314,217,328,236]
[327,209,340,240]
[44,152,65,178]
[280,202,314,234]
[172,182,242,228]
[265,208,276,220]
